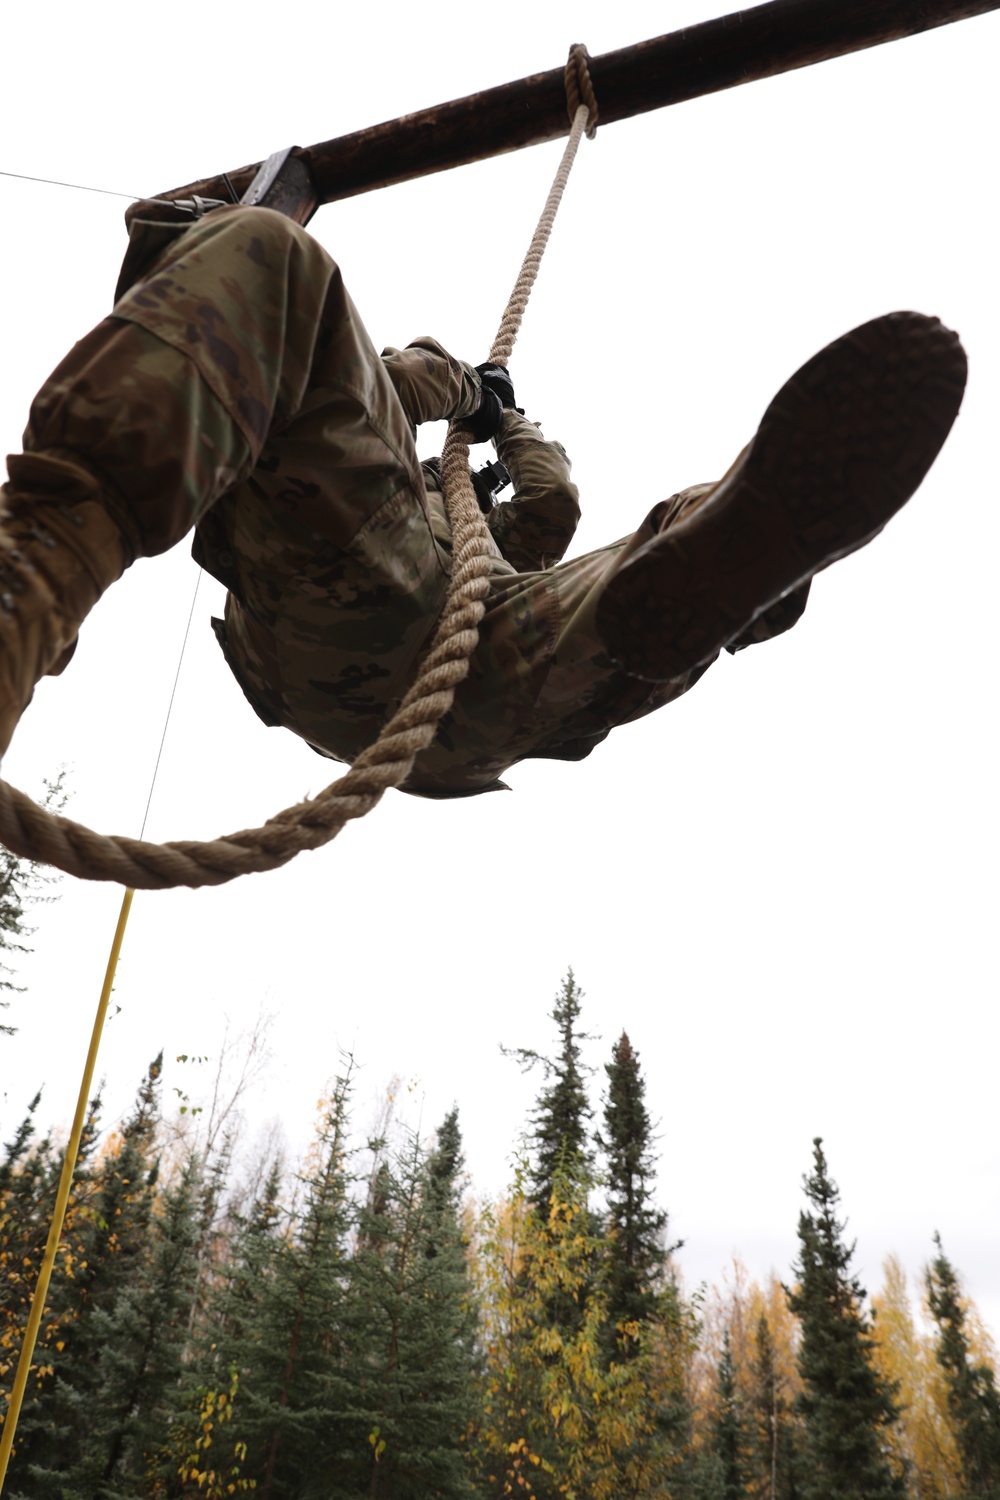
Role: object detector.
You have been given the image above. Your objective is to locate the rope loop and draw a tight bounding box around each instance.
[565,44,599,140]
[0,41,597,890]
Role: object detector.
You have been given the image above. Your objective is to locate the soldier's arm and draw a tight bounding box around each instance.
[381,338,482,427]
[487,409,581,572]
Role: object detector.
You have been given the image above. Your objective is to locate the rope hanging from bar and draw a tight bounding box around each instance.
[0,47,598,891]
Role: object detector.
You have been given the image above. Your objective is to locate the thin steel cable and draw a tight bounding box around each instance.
[0,47,597,890]
[0,168,185,210]
[138,571,202,840]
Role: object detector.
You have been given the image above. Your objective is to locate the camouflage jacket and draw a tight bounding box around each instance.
[111,208,582,775]
[380,344,581,574]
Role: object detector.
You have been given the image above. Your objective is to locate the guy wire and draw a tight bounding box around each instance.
[0,167,186,209]
[140,570,202,840]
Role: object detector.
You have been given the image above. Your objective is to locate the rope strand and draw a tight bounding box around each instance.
[490,100,593,366]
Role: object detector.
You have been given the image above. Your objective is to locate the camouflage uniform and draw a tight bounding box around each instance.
[18,205,802,795]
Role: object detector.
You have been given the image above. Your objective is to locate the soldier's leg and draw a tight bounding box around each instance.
[0,205,391,753]
[404,499,716,797]
[646,481,814,654]
[595,312,968,681]
[406,314,967,796]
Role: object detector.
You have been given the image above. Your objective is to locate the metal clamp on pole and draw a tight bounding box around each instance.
[171,194,230,217]
[240,147,319,225]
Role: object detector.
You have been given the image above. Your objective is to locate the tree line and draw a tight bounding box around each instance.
[2,967,999,1499]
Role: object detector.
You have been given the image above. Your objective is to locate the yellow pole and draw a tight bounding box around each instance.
[0,887,135,1491]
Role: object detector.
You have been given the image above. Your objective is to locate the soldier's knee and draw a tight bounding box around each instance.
[233,205,336,277]
[168,205,338,289]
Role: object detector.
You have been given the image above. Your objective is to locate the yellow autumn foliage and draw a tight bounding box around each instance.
[468,1175,685,1499]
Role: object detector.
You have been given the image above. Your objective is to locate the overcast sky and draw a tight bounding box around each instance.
[1,0,997,1336]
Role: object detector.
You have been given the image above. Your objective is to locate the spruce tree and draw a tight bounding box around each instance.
[8,1057,164,1497]
[598,1030,669,1358]
[507,969,594,1222]
[749,1312,803,1500]
[787,1139,905,1500]
[164,1150,287,1494]
[82,1156,202,1495]
[0,773,66,1036]
[244,1072,357,1500]
[0,1090,104,1474]
[712,1329,749,1500]
[337,1115,478,1499]
[925,1233,1000,1498]
[186,1122,237,1334]
[506,969,600,1352]
[423,1106,463,1251]
[0,1094,62,1487]
[0,1090,43,1186]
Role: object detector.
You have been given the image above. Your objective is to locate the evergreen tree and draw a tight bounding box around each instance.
[423,1106,464,1252]
[214,1152,284,1351]
[507,970,595,1222]
[0,1093,61,1459]
[471,1161,677,1500]
[787,1139,906,1500]
[0,1089,105,1469]
[925,1233,1000,1498]
[0,773,66,1036]
[83,1156,201,1495]
[505,969,598,1346]
[749,1311,803,1500]
[598,1031,669,1359]
[240,1072,357,1499]
[337,1115,478,1499]
[0,1090,43,1188]
[183,1071,478,1500]
[162,1150,286,1497]
[11,1056,165,1497]
[186,1123,237,1335]
[712,1329,749,1500]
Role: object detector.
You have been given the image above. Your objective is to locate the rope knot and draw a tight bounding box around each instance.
[565,44,598,140]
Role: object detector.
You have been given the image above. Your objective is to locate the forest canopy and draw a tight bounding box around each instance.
[1,970,997,1499]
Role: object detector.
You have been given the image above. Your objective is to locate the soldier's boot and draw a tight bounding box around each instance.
[595,311,968,681]
[0,452,128,756]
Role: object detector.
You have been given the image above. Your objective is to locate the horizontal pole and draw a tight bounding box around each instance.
[140,0,999,217]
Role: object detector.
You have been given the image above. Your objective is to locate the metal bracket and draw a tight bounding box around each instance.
[169,194,230,218]
[240,147,319,225]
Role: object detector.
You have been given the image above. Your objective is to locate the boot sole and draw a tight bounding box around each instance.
[595,311,968,681]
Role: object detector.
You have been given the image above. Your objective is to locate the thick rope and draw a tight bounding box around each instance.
[0,49,597,891]
[491,71,594,363]
[565,44,599,140]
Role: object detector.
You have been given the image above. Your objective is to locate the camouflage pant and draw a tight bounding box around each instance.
[20,206,775,796]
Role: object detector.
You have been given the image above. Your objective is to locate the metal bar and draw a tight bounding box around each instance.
[137,0,1000,218]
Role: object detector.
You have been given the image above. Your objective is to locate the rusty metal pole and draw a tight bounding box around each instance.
[133,0,1000,226]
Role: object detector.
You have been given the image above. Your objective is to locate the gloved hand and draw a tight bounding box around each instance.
[463,387,505,444]
[475,363,518,410]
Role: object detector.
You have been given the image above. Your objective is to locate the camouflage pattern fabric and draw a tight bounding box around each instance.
[17,205,808,797]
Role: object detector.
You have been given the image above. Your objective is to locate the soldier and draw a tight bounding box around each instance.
[0,205,967,795]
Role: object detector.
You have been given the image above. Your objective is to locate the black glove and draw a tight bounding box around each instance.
[470,459,512,514]
[475,362,518,410]
[463,386,504,444]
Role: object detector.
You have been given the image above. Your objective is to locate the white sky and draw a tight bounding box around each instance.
[1,1,997,1336]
